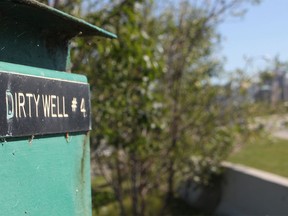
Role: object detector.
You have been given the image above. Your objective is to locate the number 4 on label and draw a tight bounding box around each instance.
[80,98,86,117]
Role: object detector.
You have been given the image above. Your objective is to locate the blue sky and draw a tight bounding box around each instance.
[218,0,288,73]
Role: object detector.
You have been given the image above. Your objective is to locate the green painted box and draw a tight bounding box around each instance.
[0,1,116,215]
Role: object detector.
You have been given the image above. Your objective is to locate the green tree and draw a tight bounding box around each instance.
[156,0,261,205]
[71,1,164,215]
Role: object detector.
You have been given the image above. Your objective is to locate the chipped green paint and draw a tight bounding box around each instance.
[0,134,92,216]
[0,1,116,215]
[0,61,88,83]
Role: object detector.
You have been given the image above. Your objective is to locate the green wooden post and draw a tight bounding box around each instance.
[0,1,116,215]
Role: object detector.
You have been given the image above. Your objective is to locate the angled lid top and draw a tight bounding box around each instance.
[0,0,117,39]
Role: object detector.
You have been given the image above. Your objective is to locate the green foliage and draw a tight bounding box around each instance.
[73,0,163,153]
[71,1,166,215]
[92,190,115,214]
[259,70,274,84]
[155,1,257,197]
[37,0,82,15]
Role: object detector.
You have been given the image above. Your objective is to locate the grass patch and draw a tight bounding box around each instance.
[228,136,288,177]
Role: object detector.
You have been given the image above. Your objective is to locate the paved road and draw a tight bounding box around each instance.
[273,130,288,140]
[254,114,288,140]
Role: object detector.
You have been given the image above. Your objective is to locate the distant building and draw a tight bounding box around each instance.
[252,68,288,105]
[254,84,271,103]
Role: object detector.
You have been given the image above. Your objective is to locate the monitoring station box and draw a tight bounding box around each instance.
[0,1,116,215]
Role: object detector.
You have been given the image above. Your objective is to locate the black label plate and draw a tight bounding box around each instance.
[0,71,91,138]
